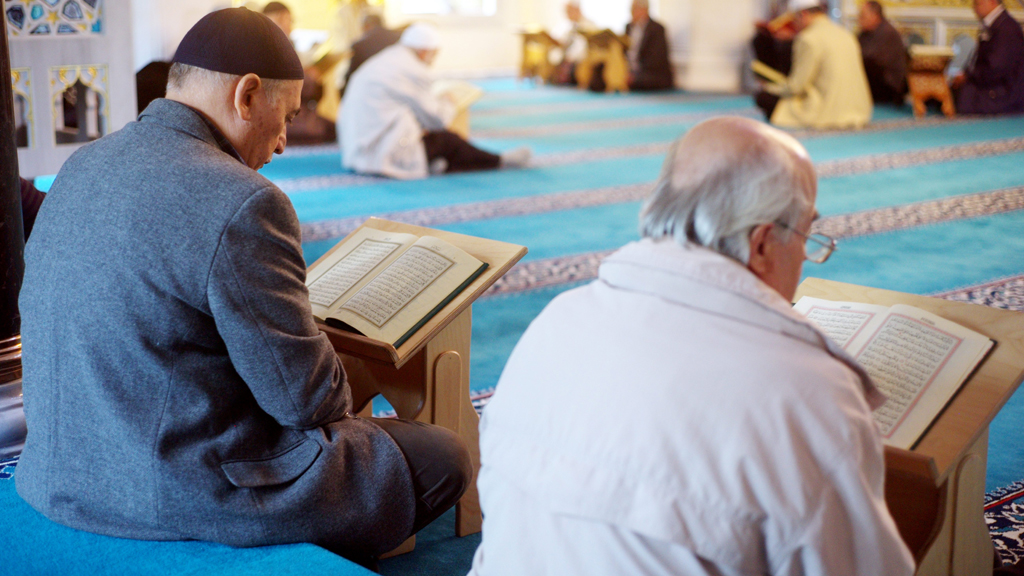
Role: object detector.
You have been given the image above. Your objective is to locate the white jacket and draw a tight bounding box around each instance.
[769,16,873,129]
[468,239,914,576]
[339,45,455,179]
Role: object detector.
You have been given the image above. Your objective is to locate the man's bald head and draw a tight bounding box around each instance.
[640,116,816,264]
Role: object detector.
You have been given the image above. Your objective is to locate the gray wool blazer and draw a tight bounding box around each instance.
[17,99,414,555]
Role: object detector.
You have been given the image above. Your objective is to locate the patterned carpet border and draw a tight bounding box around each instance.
[481,187,1024,298]
[816,136,1024,179]
[987,481,1024,565]
[933,274,1024,311]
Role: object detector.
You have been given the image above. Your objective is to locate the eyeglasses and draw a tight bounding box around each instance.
[774,221,836,264]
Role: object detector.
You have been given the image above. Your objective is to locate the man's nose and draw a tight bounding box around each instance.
[276,132,287,155]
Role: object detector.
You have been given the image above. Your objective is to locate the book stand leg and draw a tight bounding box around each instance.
[345,307,482,554]
[912,429,995,575]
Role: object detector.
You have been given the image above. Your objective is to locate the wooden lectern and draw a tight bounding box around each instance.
[519,28,561,84]
[575,30,631,93]
[309,218,526,552]
[795,278,1024,575]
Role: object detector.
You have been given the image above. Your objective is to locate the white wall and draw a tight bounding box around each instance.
[129,0,761,91]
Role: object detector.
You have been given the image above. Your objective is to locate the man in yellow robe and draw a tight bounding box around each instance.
[756,0,872,129]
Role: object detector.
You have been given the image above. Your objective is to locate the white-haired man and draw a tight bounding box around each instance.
[18,8,471,569]
[467,117,915,575]
[340,23,530,179]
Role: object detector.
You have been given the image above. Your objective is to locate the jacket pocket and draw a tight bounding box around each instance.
[220,438,322,488]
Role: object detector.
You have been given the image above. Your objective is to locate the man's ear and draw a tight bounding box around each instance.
[232,73,263,122]
[746,222,775,277]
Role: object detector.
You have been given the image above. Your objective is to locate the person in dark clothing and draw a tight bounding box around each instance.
[20,178,45,241]
[135,61,172,114]
[625,0,674,91]
[951,0,1024,114]
[858,1,907,105]
[341,14,402,98]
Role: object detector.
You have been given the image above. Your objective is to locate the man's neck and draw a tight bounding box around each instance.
[983,4,1004,28]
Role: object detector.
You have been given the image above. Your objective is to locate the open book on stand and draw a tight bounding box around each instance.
[794,296,996,450]
[307,227,488,348]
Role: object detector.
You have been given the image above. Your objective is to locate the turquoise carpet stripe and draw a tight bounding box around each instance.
[818,152,1024,214]
[471,96,753,129]
[801,117,1024,161]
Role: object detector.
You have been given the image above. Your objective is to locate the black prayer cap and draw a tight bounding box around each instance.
[172,7,303,81]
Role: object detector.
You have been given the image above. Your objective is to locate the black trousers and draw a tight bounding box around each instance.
[372,418,473,535]
[422,130,500,173]
[755,91,781,120]
[863,60,906,105]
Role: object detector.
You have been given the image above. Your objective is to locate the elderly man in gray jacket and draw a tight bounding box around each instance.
[17,8,470,567]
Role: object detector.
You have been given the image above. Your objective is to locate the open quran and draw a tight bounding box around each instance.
[307,227,488,348]
[795,296,995,449]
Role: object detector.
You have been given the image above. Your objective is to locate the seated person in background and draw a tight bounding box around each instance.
[625,0,674,90]
[135,61,172,114]
[341,14,402,98]
[752,0,796,77]
[858,1,908,105]
[467,116,915,576]
[263,1,336,144]
[755,0,872,129]
[340,23,530,179]
[552,1,597,85]
[17,8,471,569]
[261,1,293,37]
[950,0,1024,115]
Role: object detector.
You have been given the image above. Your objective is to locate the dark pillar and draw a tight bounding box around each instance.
[0,21,25,384]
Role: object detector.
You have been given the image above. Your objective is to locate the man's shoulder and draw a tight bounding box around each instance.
[992,10,1024,40]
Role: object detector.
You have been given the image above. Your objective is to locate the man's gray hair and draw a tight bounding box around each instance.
[166,62,289,103]
[639,123,813,264]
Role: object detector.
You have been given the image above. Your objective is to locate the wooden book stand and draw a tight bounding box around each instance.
[309,218,526,553]
[796,278,1024,575]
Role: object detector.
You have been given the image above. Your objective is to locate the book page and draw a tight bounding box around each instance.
[793,297,889,350]
[329,236,486,346]
[854,305,993,449]
[305,227,419,317]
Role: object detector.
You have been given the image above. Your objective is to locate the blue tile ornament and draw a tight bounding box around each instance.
[62,1,83,20]
[30,23,50,34]
[30,4,44,20]
[6,6,25,29]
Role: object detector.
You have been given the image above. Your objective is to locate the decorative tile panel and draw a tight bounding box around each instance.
[11,67,33,148]
[5,0,103,38]
[49,64,109,145]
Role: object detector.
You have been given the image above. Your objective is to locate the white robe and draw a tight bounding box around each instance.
[339,45,455,180]
[468,239,914,576]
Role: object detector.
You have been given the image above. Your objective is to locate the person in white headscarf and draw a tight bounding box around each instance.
[339,23,530,179]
